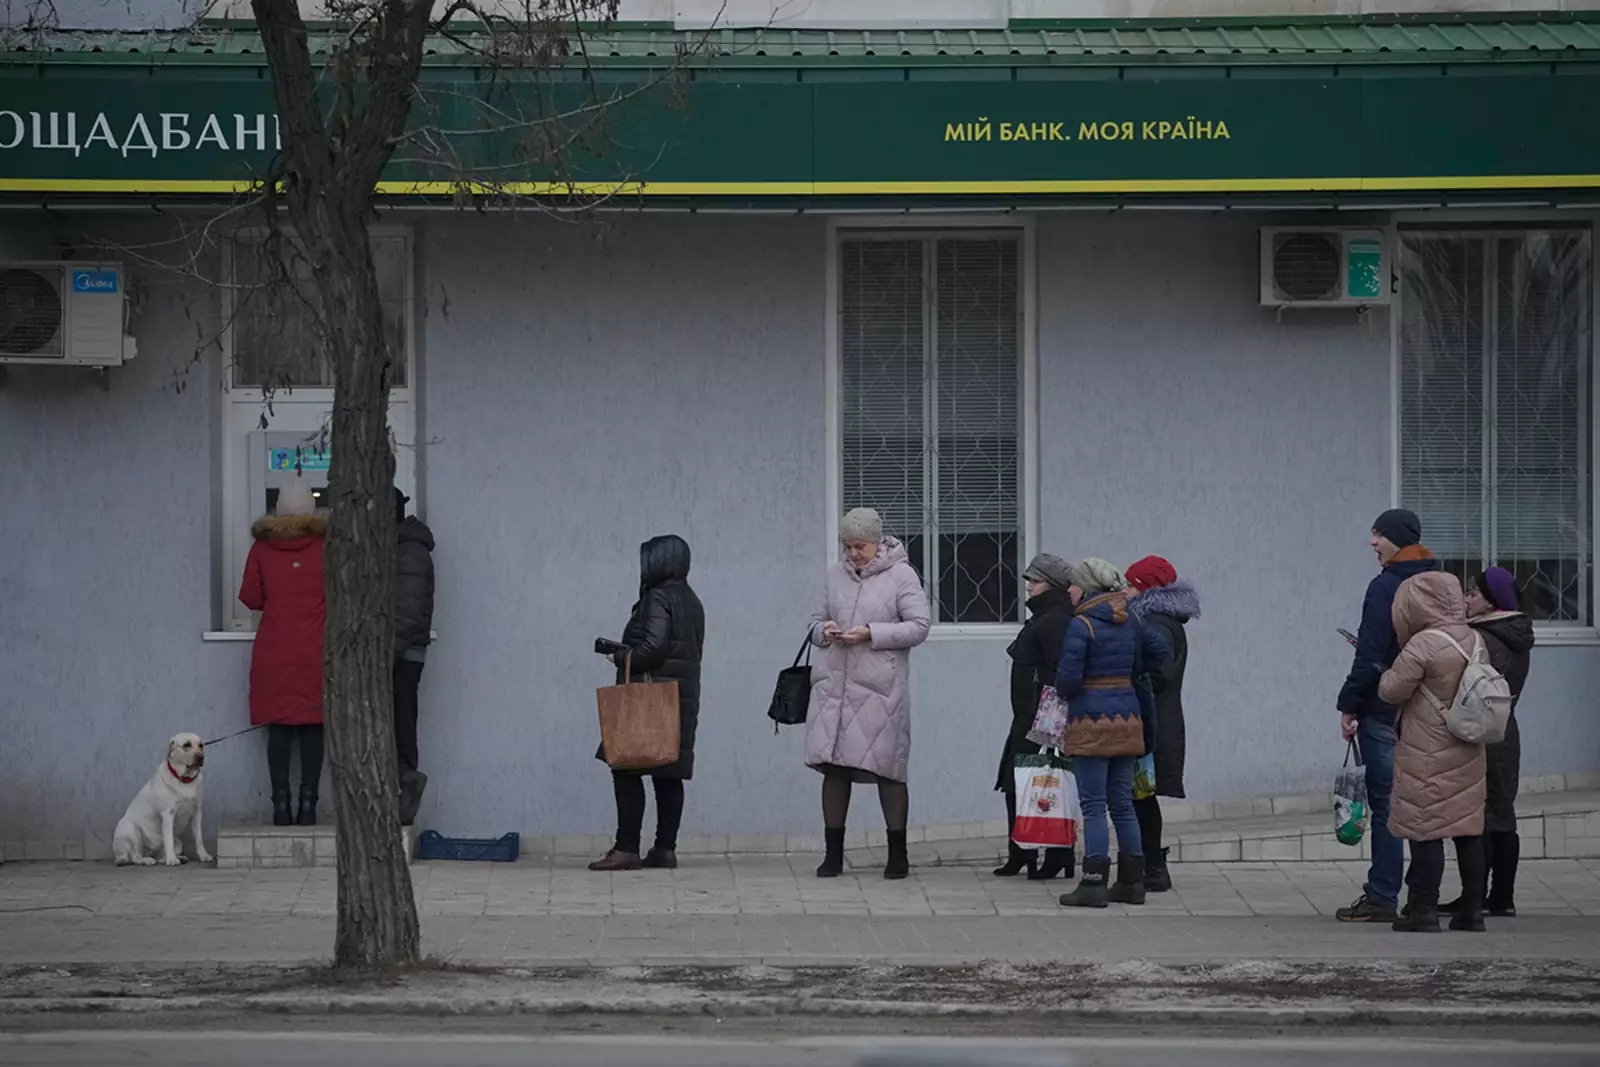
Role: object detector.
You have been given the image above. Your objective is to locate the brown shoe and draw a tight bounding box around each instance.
[642,848,678,869]
[587,850,642,872]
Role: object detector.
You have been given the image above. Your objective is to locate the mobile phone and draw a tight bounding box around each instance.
[594,637,626,656]
[1337,628,1358,647]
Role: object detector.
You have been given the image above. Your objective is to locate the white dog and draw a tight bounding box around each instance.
[113,733,213,867]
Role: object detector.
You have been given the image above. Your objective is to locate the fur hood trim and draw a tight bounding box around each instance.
[252,514,328,541]
[1130,580,1201,623]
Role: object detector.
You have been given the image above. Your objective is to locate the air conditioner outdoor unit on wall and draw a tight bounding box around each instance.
[1260,228,1390,308]
[0,261,137,367]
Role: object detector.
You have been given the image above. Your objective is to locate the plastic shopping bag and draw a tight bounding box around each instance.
[1333,741,1368,847]
[1012,752,1079,850]
[1131,753,1157,801]
[1024,685,1069,749]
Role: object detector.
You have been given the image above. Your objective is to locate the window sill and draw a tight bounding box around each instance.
[203,630,440,643]
[1531,626,1600,648]
[924,624,1022,642]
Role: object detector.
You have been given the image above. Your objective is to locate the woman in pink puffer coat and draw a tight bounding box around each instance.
[805,507,931,882]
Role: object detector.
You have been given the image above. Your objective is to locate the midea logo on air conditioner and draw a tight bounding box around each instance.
[71,269,119,294]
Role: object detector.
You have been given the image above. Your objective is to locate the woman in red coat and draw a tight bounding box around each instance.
[239,475,327,827]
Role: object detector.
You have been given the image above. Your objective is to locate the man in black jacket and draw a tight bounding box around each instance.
[1334,507,1440,923]
[393,488,436,827]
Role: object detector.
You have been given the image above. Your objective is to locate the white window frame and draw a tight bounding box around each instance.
[1388,209,1600,646]
[208,222,419,639]
[824,214,1038,639]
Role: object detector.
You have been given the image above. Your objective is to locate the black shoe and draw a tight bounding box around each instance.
[1144,848,1172,893]
[398,770,428,828]
[271,791,293,828]
[1487,902,1517,918]
[295,787,318,827]
[1107,853,1147,905]
[994,843,1036,878]
[1448,908,1486,932]
[816,827,845,878]
[884,830,909,880]
[1393,903,1441,933]
[1060,855,1110,909]
[1337,893,1397,923]
[1029,848,1072,881]
[642,848,678,869]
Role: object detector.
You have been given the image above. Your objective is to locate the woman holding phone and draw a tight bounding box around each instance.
[588,534,705,872]
[804,507,932,881]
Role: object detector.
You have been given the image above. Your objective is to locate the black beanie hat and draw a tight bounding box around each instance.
[1372,508,1421,549]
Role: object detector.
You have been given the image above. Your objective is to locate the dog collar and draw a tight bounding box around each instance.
[166,761,200,784]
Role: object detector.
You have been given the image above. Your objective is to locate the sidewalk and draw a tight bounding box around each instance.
[3,855,1598,966]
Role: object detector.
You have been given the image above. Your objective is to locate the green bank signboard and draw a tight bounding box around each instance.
[0,66,1596,196]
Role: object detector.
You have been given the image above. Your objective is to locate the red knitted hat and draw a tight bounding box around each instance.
[1126,556,1178,592]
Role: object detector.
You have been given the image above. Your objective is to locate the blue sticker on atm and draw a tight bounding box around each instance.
[72,269,119,294]
[268,448,331,472]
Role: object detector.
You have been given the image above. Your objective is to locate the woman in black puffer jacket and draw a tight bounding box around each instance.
[589,534,706,872]
[1444,567,1534,917]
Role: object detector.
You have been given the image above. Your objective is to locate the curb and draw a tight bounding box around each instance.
[4,994,1599,1026]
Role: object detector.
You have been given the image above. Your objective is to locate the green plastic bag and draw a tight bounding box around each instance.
[1132,753,1156,801]
[1334,741,1368,847]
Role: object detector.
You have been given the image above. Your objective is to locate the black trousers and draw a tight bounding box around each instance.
[1407,836,1485,908]
[1134,795,1164,860]
[267,724,325,797]
[393,658,424,774]
[613,774,685,855]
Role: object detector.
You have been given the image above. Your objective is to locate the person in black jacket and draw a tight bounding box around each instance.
[392,488,435,827]
[1442,567,1535,918]
[996,553,1076,881]
[1125,556,1201,894]
[590,534,705,872]
[1333,508,1442,924]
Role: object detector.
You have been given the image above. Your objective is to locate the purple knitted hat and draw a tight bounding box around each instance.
[1476,567,1520,613]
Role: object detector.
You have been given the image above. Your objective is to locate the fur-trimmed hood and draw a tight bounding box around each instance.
[1130,580,1201,624]
[251,514,328,542]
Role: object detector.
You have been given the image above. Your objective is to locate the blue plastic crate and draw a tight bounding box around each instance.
[416,830,520,863]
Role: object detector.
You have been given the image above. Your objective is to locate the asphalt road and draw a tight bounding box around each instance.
[1,1032,1597,1067]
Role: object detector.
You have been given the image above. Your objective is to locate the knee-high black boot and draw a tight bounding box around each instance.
[267,726,293,826]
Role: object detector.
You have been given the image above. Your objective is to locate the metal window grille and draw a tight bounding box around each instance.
[1399,228,1593,624]
[839,232,1023,624]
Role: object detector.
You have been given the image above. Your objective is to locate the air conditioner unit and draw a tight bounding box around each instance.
[1260,228,1390,308]
[0,262,137,367]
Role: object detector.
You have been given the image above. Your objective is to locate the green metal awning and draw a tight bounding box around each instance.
[7,14,1600,67]
[1,16,1598,202]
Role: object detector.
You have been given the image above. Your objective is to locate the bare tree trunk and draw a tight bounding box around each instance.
[252,0,431,969]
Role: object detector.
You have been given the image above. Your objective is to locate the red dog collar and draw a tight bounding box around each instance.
[166,761,200,785]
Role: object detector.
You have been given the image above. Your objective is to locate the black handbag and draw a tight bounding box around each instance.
[766,632,814,731]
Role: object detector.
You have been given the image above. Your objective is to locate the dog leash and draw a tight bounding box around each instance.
[203,717,297,746]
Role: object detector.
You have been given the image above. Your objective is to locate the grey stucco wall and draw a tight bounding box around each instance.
[1,209,1596,851]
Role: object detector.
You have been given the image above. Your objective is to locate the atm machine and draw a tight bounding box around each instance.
[249,429,331,517]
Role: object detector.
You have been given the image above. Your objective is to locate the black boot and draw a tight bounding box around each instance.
[1144,848,1172,893]
[884,829,909,880]
[994,841,1036,878]
[1393,895,1441,933]
[296,786,318,827]
[1107,852,1147,905]
[1448,898,1486,932]
[398,770,428,828]
[1060,855,1110,909]
[816,827,845,878]
[1030,847,1072,880]
[271,790,293,828]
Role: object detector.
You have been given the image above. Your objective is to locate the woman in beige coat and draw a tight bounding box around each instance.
[1378,570,1488,934]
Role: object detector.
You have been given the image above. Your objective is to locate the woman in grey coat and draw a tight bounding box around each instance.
[805,507,931,881]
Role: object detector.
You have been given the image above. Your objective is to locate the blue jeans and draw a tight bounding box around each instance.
[1075,755,1142,860]
[1357,712,1404,908]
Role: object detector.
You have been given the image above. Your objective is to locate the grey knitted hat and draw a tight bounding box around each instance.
[839,507,884,543]
[1022,553,1073,591]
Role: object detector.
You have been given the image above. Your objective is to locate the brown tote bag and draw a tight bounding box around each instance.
[595,651,681,771]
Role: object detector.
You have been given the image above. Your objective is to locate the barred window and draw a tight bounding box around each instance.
[1399,228,1593,624]
[838,232,1024,624]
